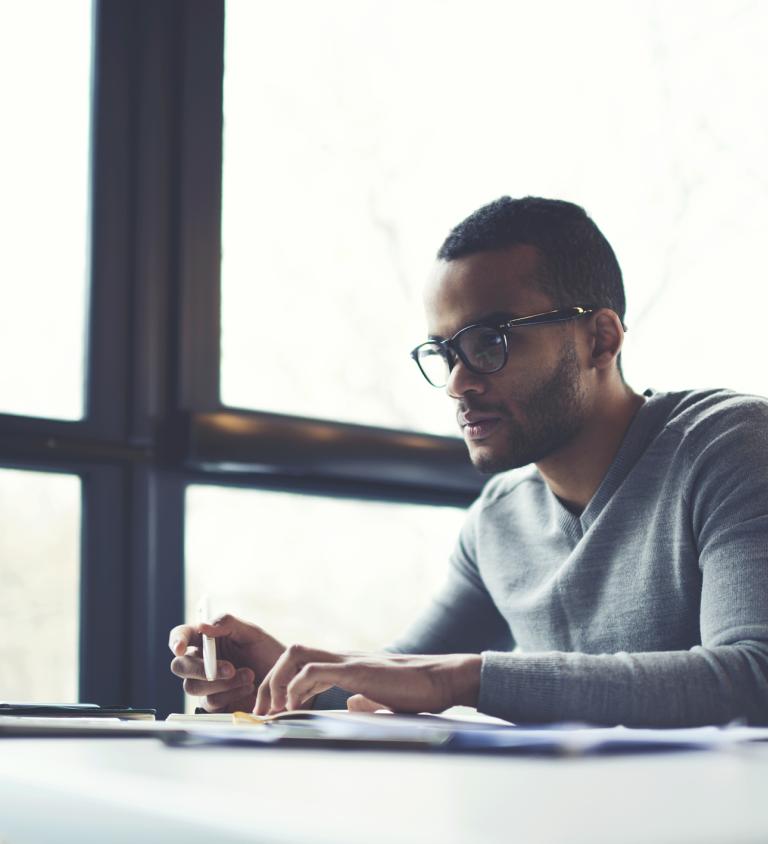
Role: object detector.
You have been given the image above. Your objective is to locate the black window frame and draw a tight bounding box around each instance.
[0,0,484,717]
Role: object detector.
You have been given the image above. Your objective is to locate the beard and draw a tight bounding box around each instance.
[467,339,587,474]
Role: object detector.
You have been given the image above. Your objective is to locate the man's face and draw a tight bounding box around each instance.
[423,245,588,474]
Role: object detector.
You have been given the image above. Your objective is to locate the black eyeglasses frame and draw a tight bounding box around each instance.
[410,305,601,388]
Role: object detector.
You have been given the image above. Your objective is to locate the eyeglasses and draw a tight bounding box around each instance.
[410,306,596,388]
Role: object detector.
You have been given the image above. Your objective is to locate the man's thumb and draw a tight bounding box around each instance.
[347,694,389,713]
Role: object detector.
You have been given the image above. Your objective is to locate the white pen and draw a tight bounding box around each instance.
[198,595,217,682]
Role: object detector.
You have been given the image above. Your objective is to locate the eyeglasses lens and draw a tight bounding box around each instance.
[416,344,451,387]
[459,326,505,373]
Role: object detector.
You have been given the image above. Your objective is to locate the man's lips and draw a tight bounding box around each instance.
[458,411,503,441]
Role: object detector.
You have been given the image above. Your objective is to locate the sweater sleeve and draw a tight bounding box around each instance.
[478,401,768,727]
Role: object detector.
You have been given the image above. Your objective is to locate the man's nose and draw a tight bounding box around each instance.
[446,358,488,399]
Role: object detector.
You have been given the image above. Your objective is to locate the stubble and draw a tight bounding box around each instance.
[471,339,586,474]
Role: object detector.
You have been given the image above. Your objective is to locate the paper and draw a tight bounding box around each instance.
[7,706,768,755]
[159,711,768,754]
[166,712,234,724]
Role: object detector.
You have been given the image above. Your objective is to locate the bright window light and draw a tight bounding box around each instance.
[0,468,81,701]
[220,0,768,432]
[185,485,465,651]
[0,1,92,420]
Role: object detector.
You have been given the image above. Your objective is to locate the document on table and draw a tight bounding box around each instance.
[4,707,767,754]
[159,710,768,754]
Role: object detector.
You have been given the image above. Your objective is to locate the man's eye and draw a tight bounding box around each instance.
[470,330,503,351]
[478,333,502,349]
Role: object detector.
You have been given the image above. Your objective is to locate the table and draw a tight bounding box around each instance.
[1,737,768,843]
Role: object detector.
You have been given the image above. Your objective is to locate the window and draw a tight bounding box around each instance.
[219,0,453,433]
[2,1,766,719]
[220,0,768,419]
[186,485,465,650]
[0,468,80,701]
[0,1,92,420]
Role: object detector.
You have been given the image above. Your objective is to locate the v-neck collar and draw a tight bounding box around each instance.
[542,389,669,539]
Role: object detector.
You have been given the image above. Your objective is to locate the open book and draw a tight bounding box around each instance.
[168,708,507,726]
[164,708,517,749]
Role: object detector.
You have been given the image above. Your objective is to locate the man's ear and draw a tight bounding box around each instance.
[589,309,624,370]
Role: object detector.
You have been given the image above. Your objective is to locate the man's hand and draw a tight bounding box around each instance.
[254,647,482,716]
[169,614,285,713]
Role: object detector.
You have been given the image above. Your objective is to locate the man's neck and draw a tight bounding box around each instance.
[536,383,646,514]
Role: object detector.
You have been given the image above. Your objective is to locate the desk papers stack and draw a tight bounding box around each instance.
[160,710,768,754]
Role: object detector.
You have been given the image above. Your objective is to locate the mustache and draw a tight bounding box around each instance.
[456,400,508,416]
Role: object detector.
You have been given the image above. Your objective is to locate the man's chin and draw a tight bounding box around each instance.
[467,443,533,475]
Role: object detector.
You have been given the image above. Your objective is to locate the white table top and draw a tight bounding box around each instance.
[1,736,768,843]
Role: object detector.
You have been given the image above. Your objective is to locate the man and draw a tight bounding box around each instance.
[170,197,768,726]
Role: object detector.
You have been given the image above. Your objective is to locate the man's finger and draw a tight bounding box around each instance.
[286,662,350,711]
[268,645,339,714]
[254,664,276,716]
[168,624,198,656]
[198,616,237,638]
[199,613,265,641]
[347,694,389,713]
[171,655,235,682]
[184,667,255,699]
[205,683,257,713]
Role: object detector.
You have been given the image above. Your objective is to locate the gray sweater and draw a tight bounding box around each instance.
[389,388,768,726]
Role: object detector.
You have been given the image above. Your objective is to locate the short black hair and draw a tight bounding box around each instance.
[437,196,626,324]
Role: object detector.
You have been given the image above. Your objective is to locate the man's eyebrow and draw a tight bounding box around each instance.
[477,310,521,324]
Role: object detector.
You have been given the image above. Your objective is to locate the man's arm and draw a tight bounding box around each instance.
[169,502,510,713]
[272,406,768,725]
[257,647,483,715]
[474,405,768,727]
